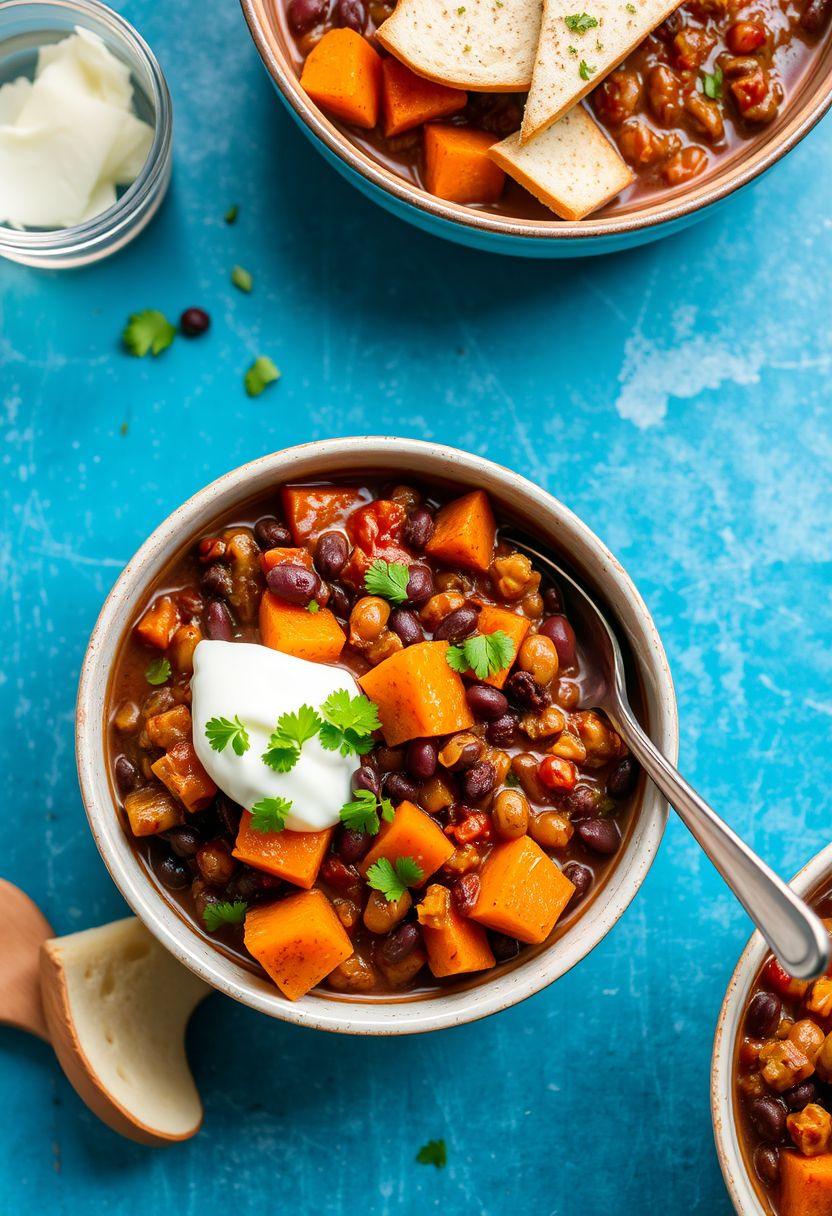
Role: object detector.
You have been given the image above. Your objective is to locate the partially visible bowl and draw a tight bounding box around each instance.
[77,437,677,1034]
[712,842,832,1214]
[240,0,832,258]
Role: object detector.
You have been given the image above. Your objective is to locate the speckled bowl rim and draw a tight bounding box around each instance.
[76,437,678,1034]
[239,0,832,245]
[711,842,832,1213]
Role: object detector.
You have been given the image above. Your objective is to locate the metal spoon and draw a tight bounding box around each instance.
[508,534,831,980]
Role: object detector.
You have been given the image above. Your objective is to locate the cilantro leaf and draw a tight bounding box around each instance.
[205,715,250,756]
[416,1139,447,1168]
[262,704,322,772]
[203,900,247,931]
[564,11,598,30]
[702,66,723,99]
[318,690,381,757]
[224,204,239,224]
[249,796,292,833]
[231,265,253,293]
[579,59,596,79]
[145,658,172,685]
[122,310,176,358]
[366,856,424,902]
[364,559,410,605]
[245,356,281,398]
[444,630,516,680]
[339,789,395,835]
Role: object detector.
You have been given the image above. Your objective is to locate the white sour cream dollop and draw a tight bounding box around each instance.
[191,640,358,833]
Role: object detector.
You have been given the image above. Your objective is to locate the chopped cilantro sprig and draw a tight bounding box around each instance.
[364,559,410,605]
[203,900,247,931]
[205,715,250,756]
[262,704,322,772]
[319,690,380,757]
[339,789,395,835]
[366,856,424,902]
[250,796,292,833]
[445,630,516,680]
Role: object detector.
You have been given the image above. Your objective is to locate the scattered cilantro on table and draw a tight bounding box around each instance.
[231,265,253,293]
[224,204,239,224]
[245,356,281,397]
[416,1139,447,1168]
[122,309,176,357]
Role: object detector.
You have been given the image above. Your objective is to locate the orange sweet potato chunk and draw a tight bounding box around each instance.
[425,489,497,572]
[281,485,368,544]
[300,29,382,129]
[474,603,530,689]
[470,836,575,944]
[244,889,352,1001]
[359,640,474,746]
[359,801,454,886]
[418,885,495,978]
[382,58,466,137]
[150,740,217,813]
[260,546,313,573]
[259,591,346,663]
[424,125,505,205]
[135,594,179,649]
[233,814,333,889]
[781,1151,832,1216]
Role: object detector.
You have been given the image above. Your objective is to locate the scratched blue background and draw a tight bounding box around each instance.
[2,0,832,1208]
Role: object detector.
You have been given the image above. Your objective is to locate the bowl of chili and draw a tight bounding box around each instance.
[712,843,832,1215]
[77,436,677,1033]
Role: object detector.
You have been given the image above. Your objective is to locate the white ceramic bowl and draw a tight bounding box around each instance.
[712,843,832,1213]
[76,437,678,1034]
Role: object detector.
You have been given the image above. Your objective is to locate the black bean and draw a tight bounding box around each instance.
[577,818,620,856]
[466,684,508,720]
[335,0,366,28]
[114,755,139,795]
[352,765,380,798]
[784,1081,817,1111]
[390,608,424,647]
[403,508,435,551]
[746,991,782,1038]
[490,933,521,961]
[253,516,292,549]
[563,861,593,901]
[487,712,518,746]
[748,1096,787,1144]
[386,772,419,803]
[266,562,321,606]
[381,922,421,963]
[753,1144,780,1187]
[405,564,434,606]
[215,795,243,837]
[328,583,352,621]
[463,761,496,801]
[200,563,233,599]
[543,585,563,614]
[180,307,210,337]
[505,669,549,710]
[287,0,326,33]
[165,826,202,858]
[228,870,282,903]
[434,604,479,642]
[452,874,480,916]
[538,615,577,669]
[153,850,191,890]
[315,531,349,579]
[608,755,639,799]
[564,785,600,821]
[801,0,832,32]
[407,739,438,781]
[205,599,233,641]
[337,827,371,864]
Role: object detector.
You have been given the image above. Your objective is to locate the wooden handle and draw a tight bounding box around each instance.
[0,878,54,1040]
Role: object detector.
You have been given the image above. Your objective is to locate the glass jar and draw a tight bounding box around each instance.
[0,0,172,268]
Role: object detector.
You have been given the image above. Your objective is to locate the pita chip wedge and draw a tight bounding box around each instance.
[489,105,633,219]
[376,0,542,92]
[521,0,680,141]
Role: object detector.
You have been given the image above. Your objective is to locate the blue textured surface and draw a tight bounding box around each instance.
[2,0,832,1210]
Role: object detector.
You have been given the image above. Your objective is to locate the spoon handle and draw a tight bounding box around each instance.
[610,703,830,980]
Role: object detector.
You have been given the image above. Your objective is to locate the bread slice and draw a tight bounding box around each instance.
[376,0,542,92]
[489,106,633,219]
[521,0,679,141]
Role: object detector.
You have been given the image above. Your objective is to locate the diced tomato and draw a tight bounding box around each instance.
[446,811,492,845]
[341,499,412,588]
[281,485,370,544]
[762,955,809,999]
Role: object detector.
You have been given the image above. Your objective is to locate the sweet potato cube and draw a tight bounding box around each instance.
[781,1151,832,1216]
[135,594,179,649]
[300,29,382,129]
[359,640,474,746]
[244,890,352,1001]
[417,884,495,978]
[259,591,346,663]
[382,58,466,137]
[145,704,192,750]
[359,801,454,886]
[424,125,505,205]
[425,489,497,572]
[123,784,184,837]
[281,485,368,545]
[233,814,333,889]
[260,546,313,574]
[474,603,530,689]
[470,836,575,944]
[150,740,217,813]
